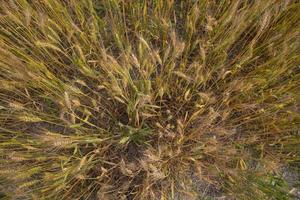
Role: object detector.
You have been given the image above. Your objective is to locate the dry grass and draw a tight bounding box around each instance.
[0,0,299,199]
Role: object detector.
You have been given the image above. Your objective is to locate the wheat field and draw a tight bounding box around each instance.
[0,0,299,199]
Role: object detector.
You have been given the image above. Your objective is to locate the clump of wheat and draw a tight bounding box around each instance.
[0,0,299,199]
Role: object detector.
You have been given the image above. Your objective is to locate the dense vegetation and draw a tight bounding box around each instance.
[0,0,299,199]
